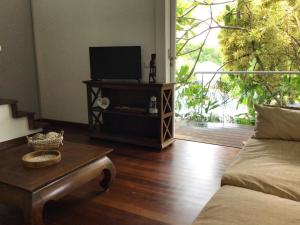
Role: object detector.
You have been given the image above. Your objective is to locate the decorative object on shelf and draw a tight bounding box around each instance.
[96,96,110,109]
[149,96,158,114]
[149,54,157,83]
[22,150,61,168]
[27,131,64,151]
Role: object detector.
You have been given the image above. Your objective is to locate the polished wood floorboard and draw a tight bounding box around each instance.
[0,127,240,225]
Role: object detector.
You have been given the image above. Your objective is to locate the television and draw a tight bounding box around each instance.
[89,46,142,81]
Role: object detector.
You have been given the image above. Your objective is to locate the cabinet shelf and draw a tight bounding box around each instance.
[83,80,175,150]
[90,131,162,148]
[92,107,159,118]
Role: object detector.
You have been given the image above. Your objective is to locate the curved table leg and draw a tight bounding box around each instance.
[12,156,115,225]
[22,199,45,225]
[99,157,116,192]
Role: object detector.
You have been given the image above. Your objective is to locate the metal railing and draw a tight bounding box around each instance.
[175,72,300,125]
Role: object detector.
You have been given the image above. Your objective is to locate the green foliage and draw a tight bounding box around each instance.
[231,113,256,125]
[176,0,229,122]
[181,46,222,64]
[176,0,219,83]
[224,4,237,25]
[175,46,221,86]
[218,0,300,114]
[219,1,300,72]
[176,64,192,85]
[176,0,300,125]
[176,82,221,122]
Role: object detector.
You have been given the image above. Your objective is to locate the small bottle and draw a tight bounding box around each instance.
[149,96,158,114]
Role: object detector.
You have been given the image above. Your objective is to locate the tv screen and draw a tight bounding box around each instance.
[89,46,141,80]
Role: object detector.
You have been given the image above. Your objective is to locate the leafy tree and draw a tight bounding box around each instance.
[176,0,225,121]
[218,0,300,108]
[175,0,300,124]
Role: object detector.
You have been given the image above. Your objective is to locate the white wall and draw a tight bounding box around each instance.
[32,0,158,123]
[32,0,173,123]
[0,0,40,115]
[155,0,172,83]
[170,0,177,83]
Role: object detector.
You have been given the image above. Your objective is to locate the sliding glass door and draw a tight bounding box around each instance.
[173,0,300,145]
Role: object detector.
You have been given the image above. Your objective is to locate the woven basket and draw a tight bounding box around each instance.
[27,131,64,151]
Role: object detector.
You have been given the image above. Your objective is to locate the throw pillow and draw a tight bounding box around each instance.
[254,104,300,141]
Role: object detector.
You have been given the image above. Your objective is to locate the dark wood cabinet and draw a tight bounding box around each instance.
[83,81,175,149]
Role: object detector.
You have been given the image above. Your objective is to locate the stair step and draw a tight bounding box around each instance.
[0,99,18,106]
[0,98,48,132]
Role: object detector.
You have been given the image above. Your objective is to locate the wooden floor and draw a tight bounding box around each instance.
[176,120,254,148]
[0,127,240,225]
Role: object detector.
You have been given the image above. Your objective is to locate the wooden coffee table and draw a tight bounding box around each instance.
[0,141,115,225]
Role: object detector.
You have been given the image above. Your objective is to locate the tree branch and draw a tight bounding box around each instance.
[194,0,237,6]
[176,18,211,44]
[177,46,205,56]
[290,34,300,48]
[252,77,282,105]
[185,5,214,81]
[210,25,249,31]
[212,18,249,31]
[178,4,199,19]
[176,28,210,54]
[177,24,248,43]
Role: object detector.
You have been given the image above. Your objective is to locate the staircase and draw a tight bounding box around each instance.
[0,99,48,142]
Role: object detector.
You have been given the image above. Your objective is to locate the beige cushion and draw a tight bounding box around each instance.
[222,138,300,201]
[192,185,300,225]
[254,104,300,141]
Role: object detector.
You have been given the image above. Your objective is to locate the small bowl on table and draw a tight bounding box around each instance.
[22,150,61,168]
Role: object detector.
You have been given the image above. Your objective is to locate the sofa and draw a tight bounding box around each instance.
[192,105,300,225]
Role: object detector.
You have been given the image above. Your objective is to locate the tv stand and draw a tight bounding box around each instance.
[83,80,175,150]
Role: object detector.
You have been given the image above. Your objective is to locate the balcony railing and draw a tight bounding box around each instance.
[175,71,300,125]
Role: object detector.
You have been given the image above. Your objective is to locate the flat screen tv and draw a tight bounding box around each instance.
[89,46,142,81]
